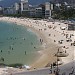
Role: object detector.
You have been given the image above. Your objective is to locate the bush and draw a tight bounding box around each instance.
[8,63,23,68]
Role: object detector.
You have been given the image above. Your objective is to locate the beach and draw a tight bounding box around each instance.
[0,17,75,74]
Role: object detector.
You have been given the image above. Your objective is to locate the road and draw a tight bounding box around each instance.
[6,61,75,75]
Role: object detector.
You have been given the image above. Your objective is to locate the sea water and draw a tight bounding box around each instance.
[0,21,41,65]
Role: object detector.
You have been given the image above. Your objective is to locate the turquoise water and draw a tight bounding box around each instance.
[0,21,41,65]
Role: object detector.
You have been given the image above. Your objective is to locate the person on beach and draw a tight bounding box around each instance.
[40,39,43,44]
[49,34,51,36]
[65,50,66,53]
[70,34,72,38]
[54,40,56,42]
[51,64,53,69]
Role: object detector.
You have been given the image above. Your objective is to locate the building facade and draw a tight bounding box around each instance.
[13,3,19,14]
[3,7,14,15]
[0,7,3,15]
[45,2,53,19]
[29,5,42,18]
[39,4,45,18]
[20,0,29,16]
[2,0,55,18]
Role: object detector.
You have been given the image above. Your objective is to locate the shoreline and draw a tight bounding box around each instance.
[0,17,58,68]
[0,17,75,73]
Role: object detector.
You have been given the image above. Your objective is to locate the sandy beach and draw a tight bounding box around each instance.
[0,17,75,74]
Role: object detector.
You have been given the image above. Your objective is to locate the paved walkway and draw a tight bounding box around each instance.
[10,61,75,75]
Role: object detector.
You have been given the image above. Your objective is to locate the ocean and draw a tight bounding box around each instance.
[0,21,41,65]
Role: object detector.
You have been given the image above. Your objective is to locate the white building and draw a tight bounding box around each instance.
[20,0,29,14]
[14,3,19,11]
[45,2,53,19]
[13,3,19,14]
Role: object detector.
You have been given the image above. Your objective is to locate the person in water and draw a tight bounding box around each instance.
[25,51,26,55]
[1,50,2,52]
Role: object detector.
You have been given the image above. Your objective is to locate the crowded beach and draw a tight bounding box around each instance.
[0,17,75,74]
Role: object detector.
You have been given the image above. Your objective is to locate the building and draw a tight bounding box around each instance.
[3,0,29,16]
[45,2,53,19]
[3,3,20,15]
[29,5,42,18]
[20,0,29,16]
[39,4,45,18]
[35,7,42,18]
[2,0,55,18]
[3,4,19,15]
[0,7,3,15]
[29,2,54,19]
[3,7,14,15]
[13,3,20,14]
[28,5,35,17]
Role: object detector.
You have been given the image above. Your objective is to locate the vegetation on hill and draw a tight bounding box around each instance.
[53,4,75,19]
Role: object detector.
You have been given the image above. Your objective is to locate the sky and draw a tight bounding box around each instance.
[0,0,50,7]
